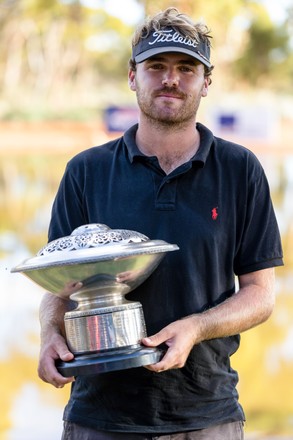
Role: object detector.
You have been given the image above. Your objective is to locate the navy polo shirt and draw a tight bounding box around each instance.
[49,123,283,433]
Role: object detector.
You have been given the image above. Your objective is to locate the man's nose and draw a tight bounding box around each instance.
[162,69,179,87]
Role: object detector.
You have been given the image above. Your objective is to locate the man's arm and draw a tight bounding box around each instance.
[142,267,275,372]
[38,292,76,388]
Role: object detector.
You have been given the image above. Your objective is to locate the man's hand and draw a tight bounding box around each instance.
[142,316,200,372]
[38,292,76,388]
[38,331,75,388]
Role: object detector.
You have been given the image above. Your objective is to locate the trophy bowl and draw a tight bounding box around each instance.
[11,224,179,376]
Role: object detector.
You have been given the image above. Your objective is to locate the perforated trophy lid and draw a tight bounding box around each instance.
[11,224,179,272]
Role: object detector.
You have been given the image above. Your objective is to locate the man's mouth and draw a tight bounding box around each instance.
[155,88,184,100]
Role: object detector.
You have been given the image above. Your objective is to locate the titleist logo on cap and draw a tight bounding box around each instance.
[132,26,212,68]
[148,29,198,49]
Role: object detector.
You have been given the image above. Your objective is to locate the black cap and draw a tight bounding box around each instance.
[132,27,211,68]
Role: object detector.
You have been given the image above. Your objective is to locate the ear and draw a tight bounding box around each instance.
[201,77,209,97]
[128,70,136,91]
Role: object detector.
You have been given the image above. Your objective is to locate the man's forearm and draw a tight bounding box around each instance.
[39,292,73,338]
[190,268,275,342]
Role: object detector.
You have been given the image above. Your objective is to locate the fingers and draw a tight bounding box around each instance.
[38,333,75,388]
[144,345,188,373]
[61,281,83,296]
[142,318,198,373]
[141,330,168,348]
[143,332,188,372]
[38,355,75,388]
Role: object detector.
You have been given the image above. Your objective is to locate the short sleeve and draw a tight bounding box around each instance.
[234,166,283,275]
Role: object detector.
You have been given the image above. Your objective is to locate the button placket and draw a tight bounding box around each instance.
[155,177,177,210]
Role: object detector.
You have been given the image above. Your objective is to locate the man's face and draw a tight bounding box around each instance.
[129,52,209,126]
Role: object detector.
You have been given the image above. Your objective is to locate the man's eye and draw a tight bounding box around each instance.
[149,64,163,70]
[180,66,193,72]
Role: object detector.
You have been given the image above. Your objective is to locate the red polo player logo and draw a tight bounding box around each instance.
[212,207,218,220]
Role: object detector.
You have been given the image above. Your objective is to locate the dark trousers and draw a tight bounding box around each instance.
[61,421,244,440]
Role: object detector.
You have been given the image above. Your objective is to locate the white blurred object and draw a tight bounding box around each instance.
[7,383,64,440]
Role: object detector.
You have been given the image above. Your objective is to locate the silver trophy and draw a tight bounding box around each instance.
[11,224,178,376]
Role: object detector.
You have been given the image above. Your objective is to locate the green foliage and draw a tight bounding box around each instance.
[0,0,135,120]
[133,0,293,93]
[232,2,292,90]
[0,0,292,119]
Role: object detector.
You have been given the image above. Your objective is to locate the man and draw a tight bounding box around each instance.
[38,7,283,440]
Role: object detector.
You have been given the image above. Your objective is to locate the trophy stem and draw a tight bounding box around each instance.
[70,286,131,312]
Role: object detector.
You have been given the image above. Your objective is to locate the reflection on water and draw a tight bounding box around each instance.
[0,152,293,438]
[0,236,69,440]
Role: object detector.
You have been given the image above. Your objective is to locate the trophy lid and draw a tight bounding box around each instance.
[11,224,179,296]
[11,224,179,272]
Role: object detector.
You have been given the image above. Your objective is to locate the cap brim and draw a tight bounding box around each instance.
[135,46,212,68]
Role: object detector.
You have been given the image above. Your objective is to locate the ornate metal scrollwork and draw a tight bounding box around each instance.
[37,224,149,256]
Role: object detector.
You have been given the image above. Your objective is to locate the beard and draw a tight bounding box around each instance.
[135,85,202,128]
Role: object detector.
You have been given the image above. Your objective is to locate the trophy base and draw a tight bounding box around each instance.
[56,346,163,377]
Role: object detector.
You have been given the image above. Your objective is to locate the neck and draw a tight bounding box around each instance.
[136,118,200,174]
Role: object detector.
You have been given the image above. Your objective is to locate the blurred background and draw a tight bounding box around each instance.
[0,0,292,439]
